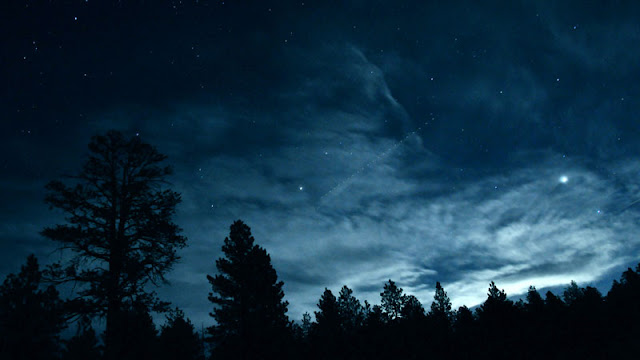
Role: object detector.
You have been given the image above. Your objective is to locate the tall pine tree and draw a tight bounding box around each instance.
[207,220,290,359]
[41,130,186,360]
[380,280,405,321]
[337,285,364,332]
[429,281,452,326]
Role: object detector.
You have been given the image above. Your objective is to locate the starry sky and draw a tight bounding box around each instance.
[2,0,640,326]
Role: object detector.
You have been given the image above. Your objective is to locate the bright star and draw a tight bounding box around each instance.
[299,186,304,191]
[559,175,569,184]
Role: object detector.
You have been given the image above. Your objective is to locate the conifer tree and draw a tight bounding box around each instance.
[429,281,452,324]
[477,281,513,318]
[301,312,312,338]
[562,281,584,306]
[380,280,405,320]
[401,294,425,320]
[0,255,67,360]
[158,308,203,360]
[207,220,289,359]
[314,288,340,334]
[337,285,364,331]
[525,286,544,312]
[62,316,102,360]
[41,130,186,360]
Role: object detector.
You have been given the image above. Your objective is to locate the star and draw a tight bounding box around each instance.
[299,186,304,191]
[559,175,569,184]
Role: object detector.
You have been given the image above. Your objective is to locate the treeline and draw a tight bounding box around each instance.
[1,131,639,359]
[2,222,640,359]
[0,254,203,360]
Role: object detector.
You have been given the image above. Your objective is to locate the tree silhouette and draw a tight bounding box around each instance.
[401,294,425,321]
[607,263,640,355]
[312,288,342,358]
[207,220,290,359]
[562,282,606,358]
[158,308,203,360]
[300,312,312,338]
[562,280,584,306]
[476,282,519,357]
[0,255,67,360]
[524,286,544,312]
[116,304,159,360]
[477,281,513,318]
[41,130,186,359]
[453,305,474,331]
[337,285,365,332]
[62,316,102,360]
[380,279,404,321]
[429,281,452,325]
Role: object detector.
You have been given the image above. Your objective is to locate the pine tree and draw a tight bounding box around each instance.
[429,281,452,325]
[41,130,186,360]
[337,285,364,331]
[380,280,405,321]
[0,255,67,360]
[607,263,640,354]
[562,281,584,306]
[312,288,340,348]
[525,286,544,312]
[158,308,203,360]
[477,281,512,318]
[401,295,425,321]
[207,220,289,359]
[117,304,159,360]
[301,312,312,338]
[314,288,340,334]
[62,316,102,360]
[453,305,474,332]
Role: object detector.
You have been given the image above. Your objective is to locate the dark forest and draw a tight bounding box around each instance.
[1,131,639,360]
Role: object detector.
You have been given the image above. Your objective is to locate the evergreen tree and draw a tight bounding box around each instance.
[301,312,312,338]
[477,281,513,319]
[525,286,544,312]
[380,279,404,320]
[562,281,584,306]
[607,263,640,355]
[401,294,425,321]
[567,284,605,358]
[207,220,290,359]
[312,288,342,358]
[337,285,364,331]
[0,254,67,360]
[62,316,102,360]
[313,288,340,335]
[158,308,203,360]
[544,291,565,311]
[452,305,476,356]
[453,305,474,331]
[115,304,159,360]
[429,281,452,325]
[41,130,186,360]
[476,281,519,356]
[364,304,385,327]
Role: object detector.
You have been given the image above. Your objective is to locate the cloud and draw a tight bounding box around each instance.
[4,2,640,329]
[116,39,640,324]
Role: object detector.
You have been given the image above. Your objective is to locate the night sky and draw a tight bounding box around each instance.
[3,0,640,326]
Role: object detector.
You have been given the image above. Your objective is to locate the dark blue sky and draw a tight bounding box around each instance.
[2,0,640,325]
